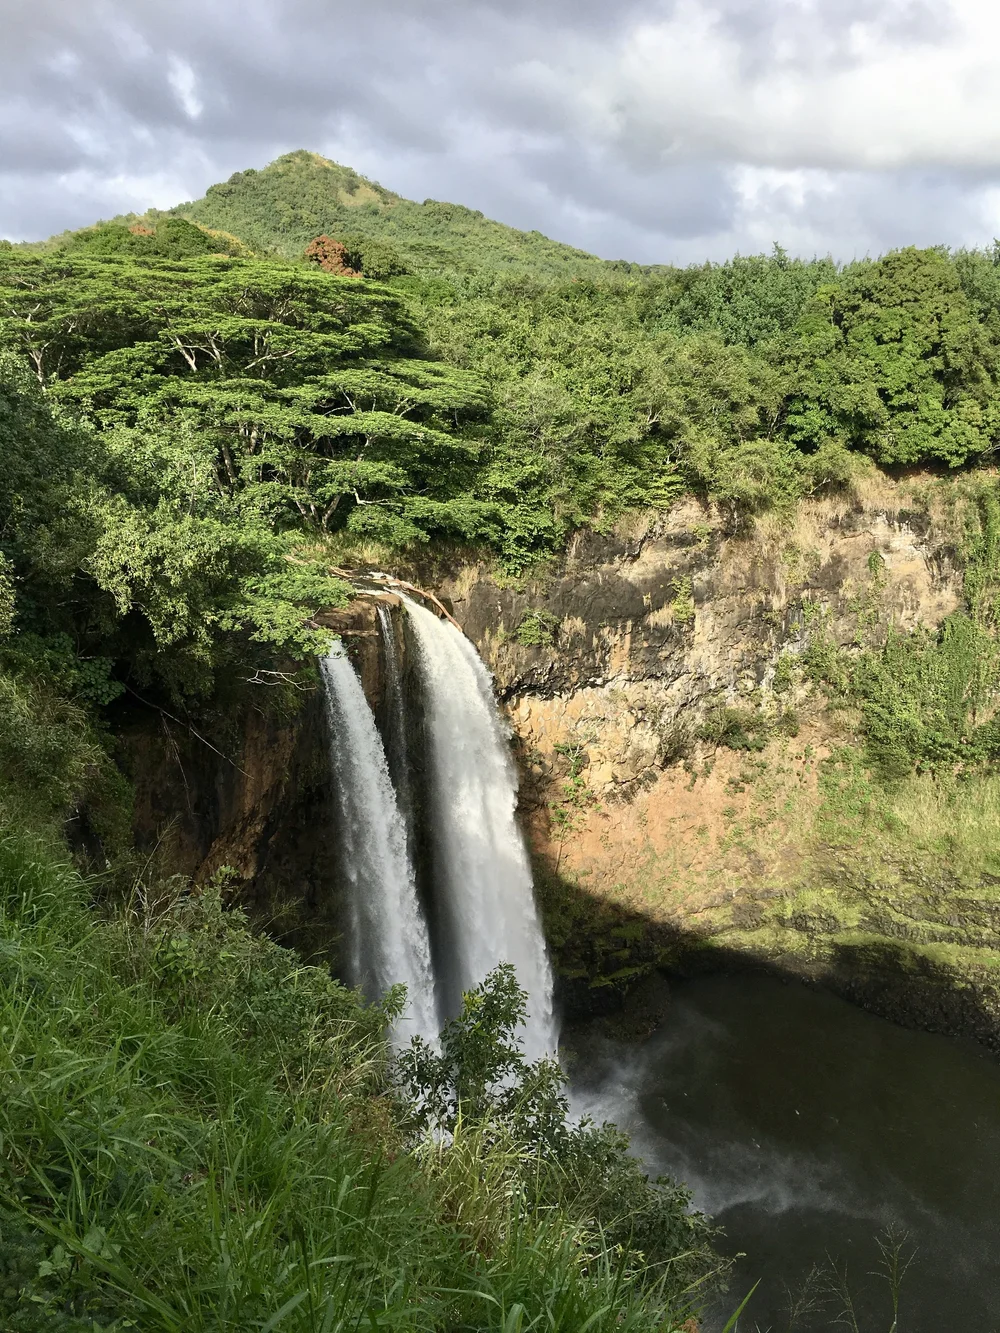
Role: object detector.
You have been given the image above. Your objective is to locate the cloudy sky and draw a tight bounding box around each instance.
[4,0,1000,264]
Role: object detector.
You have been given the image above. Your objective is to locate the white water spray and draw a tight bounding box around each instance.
[320,645,439,1046]
[402,597,557,1057]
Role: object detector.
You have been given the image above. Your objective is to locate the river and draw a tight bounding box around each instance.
[568,973,1000,1331]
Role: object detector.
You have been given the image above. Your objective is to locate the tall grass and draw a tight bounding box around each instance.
[882,772,1000,885]
[0,831,701,1331]
[817,755,1000,889]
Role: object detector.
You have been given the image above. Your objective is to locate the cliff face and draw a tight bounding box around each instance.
[438,484,960,800]
[429,479,1000,1048]
[119,600,389,971]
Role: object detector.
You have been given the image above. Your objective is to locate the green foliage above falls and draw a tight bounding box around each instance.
[638,245,839,346]
[0,250,495,553]
[419,270,852,562]
[0,349,347,711]
[24,154,1000,568]
[786,247,1000,467]
[436,245,1000,562]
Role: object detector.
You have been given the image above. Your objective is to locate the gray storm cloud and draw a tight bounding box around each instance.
[2,0,999,262]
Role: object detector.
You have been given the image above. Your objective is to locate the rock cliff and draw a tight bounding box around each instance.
[429,478,1000,1048]
[118,601,386,971]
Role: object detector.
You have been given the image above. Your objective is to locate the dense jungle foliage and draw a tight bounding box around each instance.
[7,150,1000,1327]
[13,159,1000,573]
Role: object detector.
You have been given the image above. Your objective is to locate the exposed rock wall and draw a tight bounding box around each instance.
[436,486,961,803]
[426,480,1000,1047]
[118,600,389,970]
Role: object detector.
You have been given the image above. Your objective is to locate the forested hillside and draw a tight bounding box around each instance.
[171,150,613,281]
[0,198,729,1329]
[11,186,1000,571]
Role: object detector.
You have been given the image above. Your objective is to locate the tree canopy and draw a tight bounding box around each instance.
[12,161,1000,655]
[8,234,1000,577]
[0,347,348,703]
[786,247,1000,466]
[0,251,493,553]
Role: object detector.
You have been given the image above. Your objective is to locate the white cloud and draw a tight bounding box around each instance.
[572,0,1000,171]
[167,55,202,121]
[46,49,82,77]
[5,0,1000,261]
[59,166,200,215]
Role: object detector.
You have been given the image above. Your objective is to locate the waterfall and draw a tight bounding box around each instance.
[402,597,557,1058]
[319,645,438,1046]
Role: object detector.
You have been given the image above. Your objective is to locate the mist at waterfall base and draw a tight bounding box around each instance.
[569,974,1000,1332]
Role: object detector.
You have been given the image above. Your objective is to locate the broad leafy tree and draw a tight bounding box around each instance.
[786,247,1000,466]
[0,252,493,550]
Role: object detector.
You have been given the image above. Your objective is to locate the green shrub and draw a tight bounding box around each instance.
[671,575,696,624]
[771,653,795,694]
[803,482,1000,783]
[700,706,770,752]
[515,609,560,646]
[340,233,409,279]
[398,963,724,1308]
[698,704,799,753]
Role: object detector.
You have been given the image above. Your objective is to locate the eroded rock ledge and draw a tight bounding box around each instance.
[436,486,960,801]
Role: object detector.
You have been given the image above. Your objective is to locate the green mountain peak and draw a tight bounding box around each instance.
[171,148,610,280]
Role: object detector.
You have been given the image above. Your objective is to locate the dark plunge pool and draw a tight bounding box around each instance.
[567,974,1000,1332]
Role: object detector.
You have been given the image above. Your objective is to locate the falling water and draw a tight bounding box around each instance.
[320,644,439,1046]
[402,597,557,1058]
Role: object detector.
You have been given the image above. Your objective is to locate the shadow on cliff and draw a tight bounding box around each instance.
[108,684,352,973]
[534,855,1000,1055]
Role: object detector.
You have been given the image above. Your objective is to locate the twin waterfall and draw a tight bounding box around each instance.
[320,597,556,1055]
